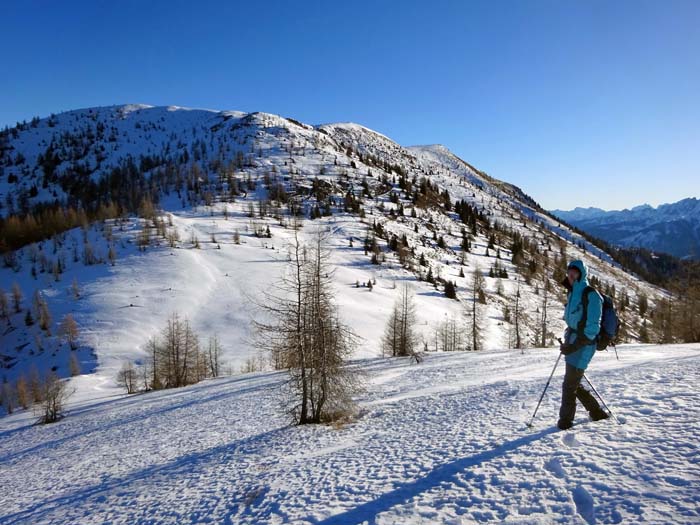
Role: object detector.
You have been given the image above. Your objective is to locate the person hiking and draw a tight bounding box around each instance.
[557,259,610,430]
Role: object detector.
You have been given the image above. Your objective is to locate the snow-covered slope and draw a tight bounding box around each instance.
[1,344,699,524]
[552,198,700,259]
[0,104,668,402]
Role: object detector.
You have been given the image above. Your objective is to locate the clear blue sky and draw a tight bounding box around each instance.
[3,0,698,210]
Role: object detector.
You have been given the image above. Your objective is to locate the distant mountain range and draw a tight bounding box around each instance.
[551,198,700,260]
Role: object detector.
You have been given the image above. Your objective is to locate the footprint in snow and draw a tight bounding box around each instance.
[572,485,596,525]
[663,475,690,487]
[562,433,579,447]
[544,457,566,479]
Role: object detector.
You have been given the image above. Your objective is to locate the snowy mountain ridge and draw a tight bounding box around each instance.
[0,104,668,403]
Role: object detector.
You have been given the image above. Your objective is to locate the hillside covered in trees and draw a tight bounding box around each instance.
[1,105,698,413]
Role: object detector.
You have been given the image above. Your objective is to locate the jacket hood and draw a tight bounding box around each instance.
[568,259,588,284]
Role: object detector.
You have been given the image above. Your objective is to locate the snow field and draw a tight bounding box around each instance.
[1,344,698,525]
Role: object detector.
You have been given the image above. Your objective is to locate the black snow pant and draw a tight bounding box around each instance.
[558,363,604,425]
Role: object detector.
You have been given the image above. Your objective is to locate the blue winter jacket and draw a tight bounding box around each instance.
[563,259,602,370]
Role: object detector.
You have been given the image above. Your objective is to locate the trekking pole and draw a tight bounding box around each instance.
[583,373,621,424]
[526,349,563,428]
[604,346,619,360]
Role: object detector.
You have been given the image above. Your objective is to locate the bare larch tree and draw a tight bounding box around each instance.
[255,228,359,424]
[465,265,485,351]
[382,283,419,357]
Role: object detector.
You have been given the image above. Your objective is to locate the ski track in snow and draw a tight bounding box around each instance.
[1,345,699,525]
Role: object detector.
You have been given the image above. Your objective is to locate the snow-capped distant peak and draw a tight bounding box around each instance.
[551,197,700,259]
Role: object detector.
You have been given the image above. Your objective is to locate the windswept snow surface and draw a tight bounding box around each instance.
[1,344,699,525]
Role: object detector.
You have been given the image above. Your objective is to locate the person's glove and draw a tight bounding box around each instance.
[559,342,577,355]
[560,335,594,355]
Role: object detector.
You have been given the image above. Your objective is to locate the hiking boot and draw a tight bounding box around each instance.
[557,419,573,430]
[590,409,610,422]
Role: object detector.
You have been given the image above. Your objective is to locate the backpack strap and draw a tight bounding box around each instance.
[577,286,595,338]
